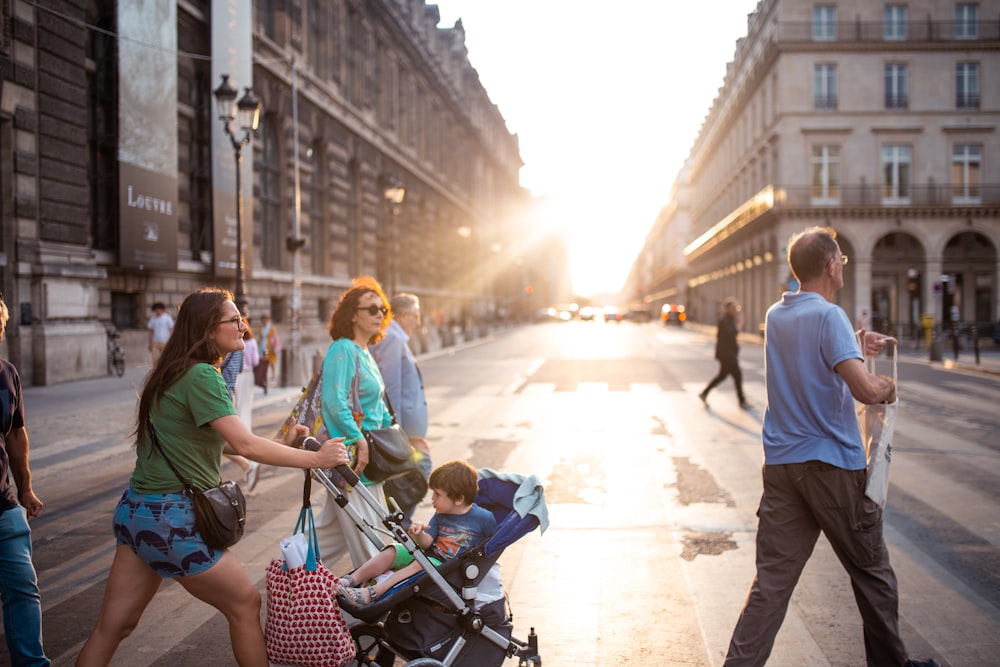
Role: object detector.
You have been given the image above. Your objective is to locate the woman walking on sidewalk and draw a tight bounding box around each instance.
[75,288,349,667]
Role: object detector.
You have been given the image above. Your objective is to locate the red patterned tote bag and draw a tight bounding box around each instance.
[266,476,355,666]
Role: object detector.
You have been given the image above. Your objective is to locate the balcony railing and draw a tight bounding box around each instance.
[885,94,908,109]
[814,94,838,109]
[775,183,1000,207]
[777,20,1000,43]
[956,94,981,109]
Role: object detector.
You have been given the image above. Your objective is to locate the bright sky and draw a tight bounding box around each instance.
[435,1,761,298]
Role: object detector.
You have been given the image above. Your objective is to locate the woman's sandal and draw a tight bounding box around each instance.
[340,586,377,606]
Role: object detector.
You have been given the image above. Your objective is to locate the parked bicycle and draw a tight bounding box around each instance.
[106,325,126,377]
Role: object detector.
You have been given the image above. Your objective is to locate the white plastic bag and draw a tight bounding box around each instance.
[856,342,898,508]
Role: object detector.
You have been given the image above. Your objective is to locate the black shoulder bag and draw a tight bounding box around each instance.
[351,355,424,488]
[147,422,247,549]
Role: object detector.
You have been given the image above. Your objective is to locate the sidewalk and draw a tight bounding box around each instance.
[22,326,502,417]
[706,323,1000,377]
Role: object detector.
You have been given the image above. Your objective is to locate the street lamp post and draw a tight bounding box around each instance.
[382,178,406,295]
[213,74,261,316]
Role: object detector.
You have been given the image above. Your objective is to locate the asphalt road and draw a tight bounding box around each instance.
[6,321,1000,666]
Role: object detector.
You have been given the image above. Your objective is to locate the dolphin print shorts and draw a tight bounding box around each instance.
[112,487,223,578]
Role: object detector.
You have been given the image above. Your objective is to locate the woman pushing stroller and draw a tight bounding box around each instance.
[76,288,348,667]
[338,459,496,605]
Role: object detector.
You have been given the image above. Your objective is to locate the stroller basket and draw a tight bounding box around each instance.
[303,449,544,667]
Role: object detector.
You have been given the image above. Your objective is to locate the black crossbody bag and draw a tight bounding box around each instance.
[351,356,425,488]
[147,421,247,549]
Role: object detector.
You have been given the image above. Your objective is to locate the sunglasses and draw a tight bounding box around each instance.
[357,305,388,316]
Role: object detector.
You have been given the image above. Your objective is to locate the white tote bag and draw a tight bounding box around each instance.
[856,342,898,508]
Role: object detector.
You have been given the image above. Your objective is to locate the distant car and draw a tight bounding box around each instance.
[661,303,686,326]
[624,308,652,322]
[602,307,621,322]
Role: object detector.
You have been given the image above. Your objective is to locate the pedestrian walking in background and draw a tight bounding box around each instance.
[699,297,750,409]
[313,276,393,568]
[219,333,261,491]
[856,309,869,331]
[146,302,174,367]
[371,293,431,520]
[723,226,937,667]
[258,314,281,386]
[236,323,260,431]
[75,288,348,667]
[0,295,51,666]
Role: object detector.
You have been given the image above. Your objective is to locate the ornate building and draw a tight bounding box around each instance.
[630,0,1000,342]
[0,0,528,385]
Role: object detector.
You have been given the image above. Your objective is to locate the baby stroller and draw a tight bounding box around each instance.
[302,442,545,667]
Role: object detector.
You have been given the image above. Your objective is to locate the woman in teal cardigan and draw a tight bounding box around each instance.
[315,276,394,566]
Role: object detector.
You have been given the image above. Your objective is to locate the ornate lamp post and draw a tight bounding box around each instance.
[213,74,261,316]
[382,178,406,295]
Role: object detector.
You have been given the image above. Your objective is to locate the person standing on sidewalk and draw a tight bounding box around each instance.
[219,333,260,491]
[371,293,431,520]
[258,314,281,387]
[0,296,51,666]
[724,226,937,667]
[699,297,750,409]
[146,302,174,367]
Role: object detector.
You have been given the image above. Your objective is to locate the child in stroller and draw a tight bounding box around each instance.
[302,439,545,667]
[337,460,497,607]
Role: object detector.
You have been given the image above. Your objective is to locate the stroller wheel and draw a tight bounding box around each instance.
[403,660,447,667]
[349,623,395,667]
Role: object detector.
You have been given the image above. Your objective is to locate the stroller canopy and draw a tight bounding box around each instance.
[476,470,548,558]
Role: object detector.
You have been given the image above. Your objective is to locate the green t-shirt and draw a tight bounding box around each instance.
[130,363,238,493]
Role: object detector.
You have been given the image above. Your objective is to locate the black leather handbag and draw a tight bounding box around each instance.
[362,423,417,483]
[147,422,247,549]
[352,356,423,484]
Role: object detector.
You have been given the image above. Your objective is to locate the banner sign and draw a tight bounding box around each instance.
[117,0,178,271]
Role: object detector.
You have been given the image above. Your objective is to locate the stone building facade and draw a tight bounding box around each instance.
[630,0,1000,343]
[0,0,527,386]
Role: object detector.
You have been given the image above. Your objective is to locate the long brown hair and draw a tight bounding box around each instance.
[327,276,391,345]
[135,287,231,437]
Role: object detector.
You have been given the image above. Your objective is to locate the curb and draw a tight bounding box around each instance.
[942,358,1000,376]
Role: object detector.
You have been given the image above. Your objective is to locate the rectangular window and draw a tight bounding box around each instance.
[882,145,911,203]
[884,63,908,108]
[811,145,841,203]
[951,144,982,203]
[813,6,837,41]
[111,292,138,329]
[956,62,980,108]
[884,5,907,40]
[955,3,979,39]
[814,64,837,109]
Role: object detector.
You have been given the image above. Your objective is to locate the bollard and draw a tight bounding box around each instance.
[973,326,980,365]
[929,331,942,362]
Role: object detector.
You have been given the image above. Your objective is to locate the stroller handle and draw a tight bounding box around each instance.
[297,435,361,487]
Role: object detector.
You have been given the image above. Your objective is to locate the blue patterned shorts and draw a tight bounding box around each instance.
[113,487,222,578]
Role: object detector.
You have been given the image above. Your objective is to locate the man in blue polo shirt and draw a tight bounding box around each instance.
[724,227,937,667]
